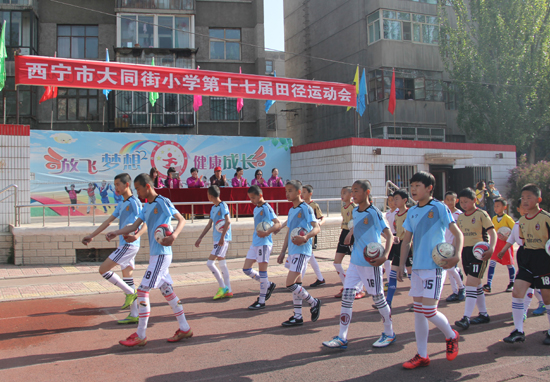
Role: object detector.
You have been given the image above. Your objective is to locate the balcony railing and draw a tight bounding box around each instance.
[116,0,194,11]
[0,0,36,5]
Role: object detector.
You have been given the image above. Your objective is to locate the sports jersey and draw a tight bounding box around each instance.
[403,199,455,270]
[518,209,550,250]
[252,202,277,246]
[456,208,494,247]
[507,221,523,246]
[210,202,232,243]
[138,195,178,256]
[287,201,317,256]
[395,208,409,241]
[385,208,399,234]
[350,204,388,268]
[341,202,356,229]
[445,209,463,244]
[492,213,515,233]
[112,194,142,247]
[308,201,323,220]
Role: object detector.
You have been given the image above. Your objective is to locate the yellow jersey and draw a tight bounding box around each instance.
[308,201,323,220]
[457,208,494,247]
[341,202,356,229]
[492,213,515,233]
[518,209,550,250]
[395,208,409,241]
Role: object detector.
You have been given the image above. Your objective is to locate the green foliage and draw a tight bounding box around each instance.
[506,155,550,210]
[259,137,293,151]
[439,0,550,160]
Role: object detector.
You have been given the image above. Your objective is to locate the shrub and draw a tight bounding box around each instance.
[507,155,550,211]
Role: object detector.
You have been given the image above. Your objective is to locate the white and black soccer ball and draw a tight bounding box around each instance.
[290,227,308,241]
[432,242,455,267]
[498,226,512,238]
[256,221,273,233]
[154,224,173,244]
[364,242,384,261]
[473,241,490,261]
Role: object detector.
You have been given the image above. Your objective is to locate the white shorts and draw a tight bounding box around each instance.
[344,263,383,296]
[409,269,447,300]
[140,254,173,289]
[246,245,272,263]
[108,244,139,270]
[285,253,309,274]
[211,241,230,258]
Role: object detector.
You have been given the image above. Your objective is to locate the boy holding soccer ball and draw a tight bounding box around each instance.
[322,179,396,350]
[244,185,281,310]
[107,173,191,347]
[195,185,233,300]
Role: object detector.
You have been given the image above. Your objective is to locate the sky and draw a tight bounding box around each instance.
[264,0,284,51]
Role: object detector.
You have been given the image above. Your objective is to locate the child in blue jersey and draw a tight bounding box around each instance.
[107,173,191,347]
[195,185,233,300]
[82,173,144,324]
[277,180,322,327]
[397,171,462,369]
[323,179,395,350]
[243,185,281,310]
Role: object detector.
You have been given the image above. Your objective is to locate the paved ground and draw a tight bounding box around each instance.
[1,251,549,382]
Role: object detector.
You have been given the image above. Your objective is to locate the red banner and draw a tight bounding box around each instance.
[14,55,356,107]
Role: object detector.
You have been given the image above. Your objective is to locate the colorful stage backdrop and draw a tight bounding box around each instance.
[30,130,292,216]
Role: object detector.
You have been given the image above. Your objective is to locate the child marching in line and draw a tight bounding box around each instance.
[443,191,466,303]
[195,185,233,300]
[384,193,399,287]
[302,185,326,287]
[244,185,281,310]
[107,173,191,347]
[82,173,143,324]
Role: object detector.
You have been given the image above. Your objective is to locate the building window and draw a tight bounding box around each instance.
[0,77,36,118]
[372,126,445,142]
[118,14,192,48]
[58,25,99,59]
[266,114,276,130]
[368,10,439,45]
[385,165,417,191]
[0,11,38,60]
[266,60,273,74]
[116,0,194,10]
[445,83,460,110]
[57,89,99,121]
[210,97,239,120]
[411,0,438,4]
[209,28,240,60]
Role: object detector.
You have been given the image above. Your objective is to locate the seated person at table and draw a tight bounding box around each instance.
[150,167,164,188]
[187,167,205,188]
[210,166,229,187]
[267,168,285,187]
[232,167,248,188]
[251,169,268,187]
[164,167,183,189]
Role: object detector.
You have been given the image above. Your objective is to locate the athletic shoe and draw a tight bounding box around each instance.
[355,291,366,299]
[213,287,228,300]
[533,302,546,316]
[503,329,525,343]
[384,283,389,292]
[543,331,550,345]
[446,330,459,361]
[248,299,265,310]
[265,282,276,301]
[282,316,304,327]
[373,332,396,348]
[334,288,343,298]
[523,313,527,322]
[310,299,322,322]
[121,292,137,310]
[167,328,193,343]
[482,284,491,293]
[224,291,234,298]
[455,316,470,330]
[505,282,514,292]
[408,305,415,312]
[458,288,466,301]
[313,244,317,250]
[403,354,430,369]
[446,293,459,302]
[119,332,147,347]
[310,279,326,287]
[470,313,490,325]
[117,314,139,325]
[458,268,464,281]
[322,335,348,349]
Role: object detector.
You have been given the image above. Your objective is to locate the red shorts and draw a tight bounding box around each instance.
[491,238,513,265]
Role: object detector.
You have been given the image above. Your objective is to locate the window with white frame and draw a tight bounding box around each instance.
[385,165,417,191]
[118,14,192,48]
[209,28,241,60]
[372,126,445,142]
[368,10,439,45]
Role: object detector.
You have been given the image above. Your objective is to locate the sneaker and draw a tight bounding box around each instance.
[355,291,366,299]
[282,316,303,327]
[121,292,137,310]
[533,302,546,316]
[334,288,343,298]
[373,332,396,348]
[225,292,234,298]
[384,283,389,292]
[455,316,470,330]
[446,293,459,302]
[503,329,525,343]
[310,299,322,322]
[403,354,430,369]
[265,282,276,301]
[544,331,550,345]
[505,283,514,292]
[117,314,139,325]
[322,335,348,349]
[213,287,228,300]
[446,330,459,361]
[119,332,147,347]
[523,313,527,322]
[167,328,193,343]
[310,279,326,287]
[470,313,490,325]
[458,288,466,301]
[482,284,491,293]
[248,299,265,310]
[408,305,415,312]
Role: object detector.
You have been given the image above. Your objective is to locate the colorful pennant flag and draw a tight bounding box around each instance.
[236,67,244,113]
[388,68,396,115]
[103,48,111,99]
[148,57,159,107]
[265,71,276,113]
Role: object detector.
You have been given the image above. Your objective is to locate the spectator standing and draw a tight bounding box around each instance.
[486,180,500,218]
[475,181,488,211]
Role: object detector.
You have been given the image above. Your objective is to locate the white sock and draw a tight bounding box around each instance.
[207,260,225,288]
[464,286,477,318]
[476,284,488,316]
[524,288,534,314]
[259,271,269,304]
[163,291,190,332]
[102,271,134,294]
[535,289,543,303]
[384,260,391,281]
[218,260,232,293]
[333,263,346,285]
[124,277,138,317]
[291,288,303,319]
[136,290,150,339]
[123,277,135,292]
[374,295,393,336]
[309,256,324,281]
[338,288,355,341]
[414,303,429,358]
[295,284,316,306]
[243,268,260,282]
[448,267,464,294]
[424,304,455,339]
[512,297,524,333]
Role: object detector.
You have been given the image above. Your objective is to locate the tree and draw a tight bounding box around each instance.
[506,155,550,211]
[439,0,550,163]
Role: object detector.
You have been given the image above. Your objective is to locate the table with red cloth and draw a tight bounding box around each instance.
[156,187,292,216]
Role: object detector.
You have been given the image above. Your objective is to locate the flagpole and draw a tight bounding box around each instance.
[3,97,5,124]
[149,112,152,133]
[238,116,240,136]
[50,103,53,130]
[102,104,105,130]
[195,110,198,135]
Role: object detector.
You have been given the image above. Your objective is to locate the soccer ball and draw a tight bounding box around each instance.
[498,227,512,238]
[432,243,455,267]
[545,239,550,256]
[290,227,308,240]
[154,224,173,244]
[473,241,490,261]
[347,219,354,230]
[122,223,138,240]
[215,219,225,233]
[256,221,273,233]
[364,242,384,261]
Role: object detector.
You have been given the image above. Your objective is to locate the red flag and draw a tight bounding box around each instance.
[39,85,57,104]
[388,68,396,115]
[236,67,244,112]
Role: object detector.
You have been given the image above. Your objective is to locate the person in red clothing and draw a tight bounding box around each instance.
[267,168,284,187]
[187,167,205,188]
[164,167,182,189]
[65,184,81,212]
[232,167,248,187]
